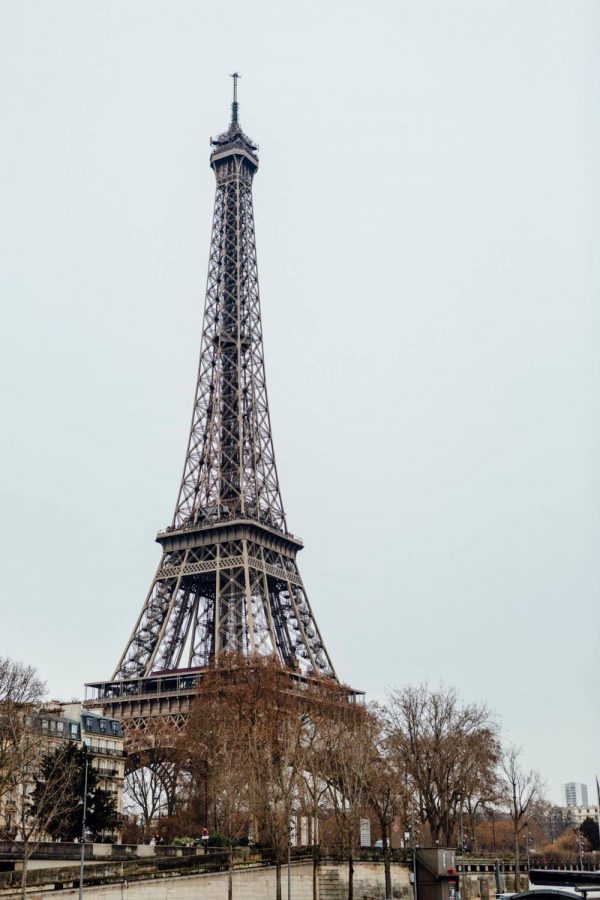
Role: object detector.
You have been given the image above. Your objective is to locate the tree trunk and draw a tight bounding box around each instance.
[20,851,29,900]
[382,819,392,899]
[204,775,209,828]
[514,829,521,892]
[310,805,320,900]
[469,813,477,852]
[443,814,452,847]
[275,859,282,900]
[348,847,354,900]
[228,842,234,900]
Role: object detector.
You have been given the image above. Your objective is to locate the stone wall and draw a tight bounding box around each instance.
[320,862,412,900]
[0,858,523,900]
[3,861,314,900]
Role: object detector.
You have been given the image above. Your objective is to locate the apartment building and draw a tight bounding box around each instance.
[0,702,125,841]
[568,804,599,827]
[61,702,125,830]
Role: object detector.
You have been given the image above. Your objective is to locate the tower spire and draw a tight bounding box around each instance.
[230,71,240,125]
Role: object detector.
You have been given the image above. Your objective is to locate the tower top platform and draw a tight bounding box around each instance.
[210,122,259,170]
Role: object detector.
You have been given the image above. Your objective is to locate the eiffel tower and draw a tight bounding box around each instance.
[86,78,358,732]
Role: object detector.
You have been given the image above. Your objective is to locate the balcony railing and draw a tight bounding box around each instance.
[85,666,363,705]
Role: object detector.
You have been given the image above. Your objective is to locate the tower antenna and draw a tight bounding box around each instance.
[230,72,240,124]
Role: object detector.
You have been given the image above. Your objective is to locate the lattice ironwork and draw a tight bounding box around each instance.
[111,89,337,685]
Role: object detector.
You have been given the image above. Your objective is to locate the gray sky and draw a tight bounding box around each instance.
[1,1,598,805]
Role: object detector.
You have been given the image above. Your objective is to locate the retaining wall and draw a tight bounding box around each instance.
[0,858,521,900]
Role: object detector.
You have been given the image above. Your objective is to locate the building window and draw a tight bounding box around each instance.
[41,719,48,732]
[85,717,93,730]
[57,721,64,735]
[99,720,107,734]
[111,722,119,735]
[70,724,78,738]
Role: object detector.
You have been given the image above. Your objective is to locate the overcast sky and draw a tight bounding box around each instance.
[1,0,599,804]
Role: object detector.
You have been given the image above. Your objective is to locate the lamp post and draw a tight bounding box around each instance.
[78,752,90,900]
[576,829,584,870]
[460,807,466,900]
[287,823,292,900]
[411,822,419,900]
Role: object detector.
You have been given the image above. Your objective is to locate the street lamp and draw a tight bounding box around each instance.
[411,823,420,900]
[576,828,584,870]
[78,752,90,900]
[287,823,293,900]
[459,807,466,900]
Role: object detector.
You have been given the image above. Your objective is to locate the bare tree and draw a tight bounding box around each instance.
[123,716,188,843]
[363,705,409,899]
[536,802,576,845]
[500,745,543,891]
[183,654,311,900]
[0,660,44,707]
[386,684,500,846]
[321,704,374,900]
[0,660,91,896]
[185,669,252,900]
[299,717,331,900]
[6,716,80,898]
[183,656,397,900]
[239,659,308,900]
[463,778,501,852]
[124,762,172,838]
[0,658,46,821]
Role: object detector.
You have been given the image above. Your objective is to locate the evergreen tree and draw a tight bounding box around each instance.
[31,743,118,841]
[580,817,600,851]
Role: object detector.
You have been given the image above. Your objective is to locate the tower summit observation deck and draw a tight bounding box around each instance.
[86,78,361,731]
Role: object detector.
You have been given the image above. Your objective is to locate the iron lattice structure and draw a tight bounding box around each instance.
[112,95,336,686]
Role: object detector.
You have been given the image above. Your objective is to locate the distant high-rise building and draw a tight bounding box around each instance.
[562,782,589,807]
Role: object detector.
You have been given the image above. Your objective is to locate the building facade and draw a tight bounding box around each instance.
[0,702,125,841]
[567,804,598,827]
[562,782,589,807]
[61,702,126,829]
